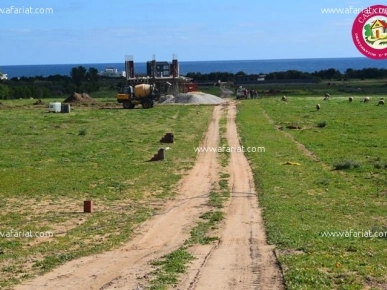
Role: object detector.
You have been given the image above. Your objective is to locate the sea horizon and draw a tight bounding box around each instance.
[2,56,387,78]
[0,56,374,67]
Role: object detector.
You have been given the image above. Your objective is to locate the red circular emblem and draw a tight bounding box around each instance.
[352,5,387,59]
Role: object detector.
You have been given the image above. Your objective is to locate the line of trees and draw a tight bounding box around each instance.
[186,67,387,82]
[0,84,51,99]
[185,72,235,82]
[265,70,314,80]
[0,66,108,100]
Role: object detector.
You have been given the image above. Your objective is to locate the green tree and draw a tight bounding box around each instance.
[70,66,87,87]
[86,67,100,82]
[236,71,247,76]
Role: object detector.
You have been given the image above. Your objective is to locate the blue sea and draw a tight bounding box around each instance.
[1,57,387,78]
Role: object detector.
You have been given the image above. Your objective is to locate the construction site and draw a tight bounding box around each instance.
[117,54,228,108]
[124,54,195,96]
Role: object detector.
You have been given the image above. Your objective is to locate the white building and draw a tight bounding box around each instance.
[98,67,126,78]
[0,73,7,80]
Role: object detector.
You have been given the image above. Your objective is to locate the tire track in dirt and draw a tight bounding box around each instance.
[178,102,284,290]
[15,105,223,290]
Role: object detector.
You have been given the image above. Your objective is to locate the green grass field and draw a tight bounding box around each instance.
[0,100,214,288]
[237,95,387,290]
[1,81,387,289]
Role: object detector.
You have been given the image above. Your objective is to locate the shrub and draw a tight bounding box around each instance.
[317,121,327,128]
[333,160,361,170]
[78,129,87,136]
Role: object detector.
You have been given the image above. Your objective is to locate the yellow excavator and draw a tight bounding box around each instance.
[117,84,159,109]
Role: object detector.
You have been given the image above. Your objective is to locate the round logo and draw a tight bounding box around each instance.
[352,5,387,59]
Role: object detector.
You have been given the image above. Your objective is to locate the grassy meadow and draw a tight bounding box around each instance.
[0,99,214,288]
[237,93,387,289]
[1,79,387,289]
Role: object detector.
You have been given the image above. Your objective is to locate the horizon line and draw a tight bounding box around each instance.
[1,56,376,67]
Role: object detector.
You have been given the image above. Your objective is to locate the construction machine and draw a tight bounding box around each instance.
[117,84,159,109]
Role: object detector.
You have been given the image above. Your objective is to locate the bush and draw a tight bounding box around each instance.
[317,121,327,128]
[78,129,87,136]
[333,160,361,170]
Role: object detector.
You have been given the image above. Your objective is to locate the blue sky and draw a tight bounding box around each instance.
[0,0,380,65]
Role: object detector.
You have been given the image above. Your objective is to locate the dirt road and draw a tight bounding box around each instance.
[15,102,283,290]
[177,102,283,290]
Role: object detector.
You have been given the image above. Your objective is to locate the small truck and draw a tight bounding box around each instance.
[117,84,159,109]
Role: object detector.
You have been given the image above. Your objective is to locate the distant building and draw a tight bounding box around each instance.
[0,72,7,80]
[98,66,126,78]
[146,61,171,77]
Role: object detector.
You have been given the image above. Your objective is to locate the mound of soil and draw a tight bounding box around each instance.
[63,92,95,104]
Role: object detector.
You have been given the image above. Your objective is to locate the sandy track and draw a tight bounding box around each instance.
[15,102,283,290]
[15,105,222,290]
[178,102,284,290]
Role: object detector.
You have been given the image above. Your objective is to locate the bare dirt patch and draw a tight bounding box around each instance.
[0,197,92,285]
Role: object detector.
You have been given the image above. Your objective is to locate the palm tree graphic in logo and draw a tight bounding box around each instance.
[364,18,387,48]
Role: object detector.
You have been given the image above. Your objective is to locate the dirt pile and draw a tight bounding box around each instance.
[63,92,95,104]
[159,91,225,105]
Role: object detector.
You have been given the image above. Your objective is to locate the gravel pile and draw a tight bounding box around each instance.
[159,92,225,105]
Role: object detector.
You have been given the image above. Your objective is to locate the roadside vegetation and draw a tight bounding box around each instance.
[237,91,387,289]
